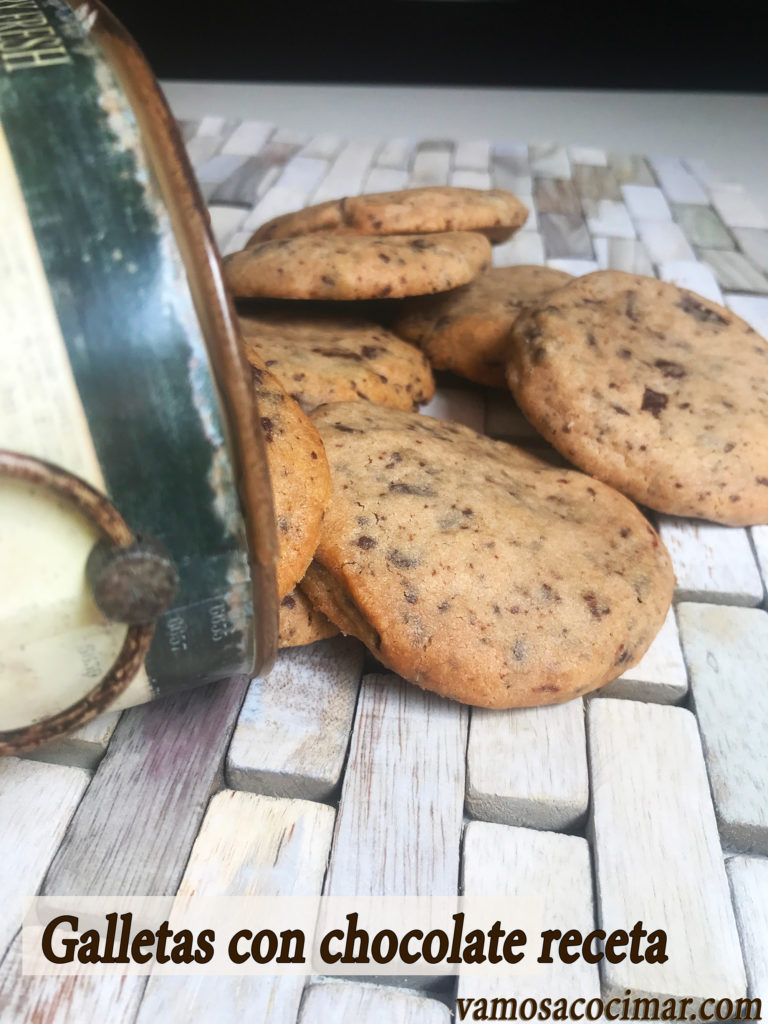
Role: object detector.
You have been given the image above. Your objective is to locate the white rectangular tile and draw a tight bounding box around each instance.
[710,185,768,230]
[197,115,230,137]
[454,139,492,171]
[185,134,222,167]
[678,603,768,854]
[410,145,453,187]
[421,388,485,433]
[751,525,768,594]
[300,133,345,161]
[207,205,247,252]
[596,606,687,704]
[529,143,571,179]
[649,156,708,204]
[724,294,768,337]
[727,856,768,1004]
[466,701,589,830]
[493,231,544,266]
[569,145,608,166]
[271,128,310,148]
[450,169,492,190]
[493,141,529,173]
[733,228,768,274]
[658,517,763,606]
[0,939,143,1024]
[300,981,451,1023]
[546,258,599,276]
[24,711,120,769]
[224,230,255,255]
[221,119,275,156]
[277,155,330,193]
[375,137,415,170]
[135,791,335,1024]
[311,141,381,202]
[636,220,695,262]
[593,237,654,276]
[517,195,536,229]
[459,823,599,1001]
[242,184,315,232]
[364,167,409,193]
[226,637,364,801]
[621,184,672,221]
[659,260,723,303]
[588,699,746,1004]
[584,199,636,238]
[323,673,466,988]
[0,757,89,959]
[685,157,727,189]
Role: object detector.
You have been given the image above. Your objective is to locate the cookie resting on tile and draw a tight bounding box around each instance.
[246,185,528,245]
[239,310,434,411]
[249,353,331,597]
[224,231,492,301]
[507,270,768,525]
[393,265,572,388]
[299,402,674,709]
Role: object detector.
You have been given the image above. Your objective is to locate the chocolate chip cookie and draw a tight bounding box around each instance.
[239,310,435,411]
[299,402,674,709]
[224,232,492,301]
[278,588,339,648]
[393,265,573,387]
[250,353,331,597]
[507,270,768,525]
[246,186,528,245]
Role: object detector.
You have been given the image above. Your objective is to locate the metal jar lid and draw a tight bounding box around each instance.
[0,0,278,753]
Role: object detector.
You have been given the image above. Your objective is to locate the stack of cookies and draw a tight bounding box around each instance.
[221,184,768,710]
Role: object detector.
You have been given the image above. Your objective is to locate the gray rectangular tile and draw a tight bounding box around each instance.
[572,164,621,201]
[539,212,594,259]
[533,178,581,215]
[672,203,735,250]
[698,249,768,295]
[733,228,768,274]
[41,677,249,898]
[607,153,656,186]
[678,604,768,854]
[529,143,571,178]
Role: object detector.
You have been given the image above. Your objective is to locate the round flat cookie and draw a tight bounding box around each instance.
[224,232,492,301]
[246,186,528,245]
[507,270,768,525]
[278,589,338,648]
[239,311,435,411]
[393,265,573,387]
[299,402,673,709]
[250,354,331,597]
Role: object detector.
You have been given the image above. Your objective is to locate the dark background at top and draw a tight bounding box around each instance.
[108,1,767,93]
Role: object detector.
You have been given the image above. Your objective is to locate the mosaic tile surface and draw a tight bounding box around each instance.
[3,121,768,1021]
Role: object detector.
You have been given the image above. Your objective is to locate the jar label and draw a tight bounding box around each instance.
[0,0,254,729]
